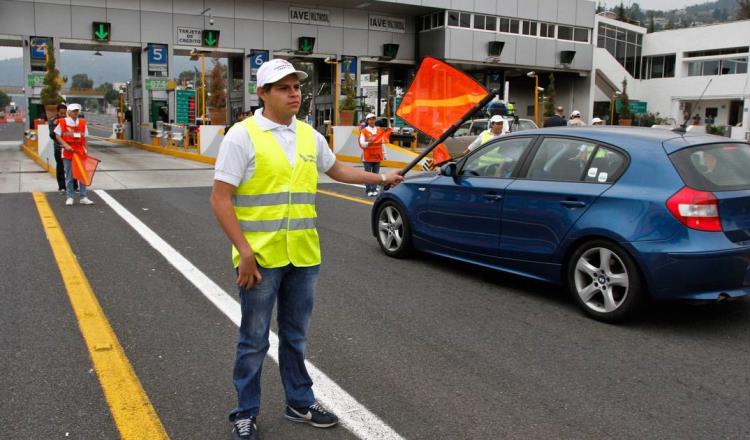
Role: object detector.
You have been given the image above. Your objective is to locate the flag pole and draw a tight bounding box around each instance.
[398,89,500,176]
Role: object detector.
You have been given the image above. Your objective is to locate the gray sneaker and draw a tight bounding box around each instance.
[231,416,258,440]
[79,197,94,205]
[284,402,338,428]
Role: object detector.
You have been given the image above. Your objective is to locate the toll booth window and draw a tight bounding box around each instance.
[558,26,573,40]
[540,23,556,38]
[448,11,471,28]
[499,18,521,34]
[574,28,589,43]
[474,15,496,31]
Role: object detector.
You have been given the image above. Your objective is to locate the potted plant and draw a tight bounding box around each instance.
[543,73,557,118]
[339,59,357,126]
[40,46,64,119]
[207,58,227,125]
[618,78,632,126]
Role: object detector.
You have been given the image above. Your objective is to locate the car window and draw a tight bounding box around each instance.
[583,146,627,183]
[470,121,487,136]
[526,138,597,181]
[461,137,533,178]
[670,143,750,191]
[518,120,536,131]
[454,122,472,137]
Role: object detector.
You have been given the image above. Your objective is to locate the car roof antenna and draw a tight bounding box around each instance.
[673,78,712,134]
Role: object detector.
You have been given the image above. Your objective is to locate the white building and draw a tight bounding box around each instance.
[592,15,750,137]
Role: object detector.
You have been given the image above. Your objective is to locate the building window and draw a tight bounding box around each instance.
[474,14,496,31]
[447,11,472,28]
[688,57,748,77]
[574,28,588,43]
[540,23,556,38]
[641,54,675,79]
[420,12,445,32]
[558,25,573,40]
[685,46,749,58]
[522,20,538,36]
[499,17,520,34]
[597,22,644,78]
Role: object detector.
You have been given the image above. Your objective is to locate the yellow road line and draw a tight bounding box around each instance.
[318,188,374,206]
[32,192,169,440]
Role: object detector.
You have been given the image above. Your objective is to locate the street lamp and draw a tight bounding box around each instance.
[610,91,621,125]
[527,71,539,127]
[190,49,207,123]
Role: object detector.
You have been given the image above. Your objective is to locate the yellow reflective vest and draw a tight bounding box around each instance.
[231,116,321,268]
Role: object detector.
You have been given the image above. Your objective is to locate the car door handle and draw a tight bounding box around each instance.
[560,200,587,208]
[483,193,503,201]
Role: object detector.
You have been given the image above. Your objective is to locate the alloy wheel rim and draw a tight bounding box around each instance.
[574,247,629,313]
[378,206,404,251]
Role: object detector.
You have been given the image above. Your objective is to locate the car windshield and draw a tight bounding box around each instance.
[670,143,750,191]
[454,122,472,137]
[518,120,536,130]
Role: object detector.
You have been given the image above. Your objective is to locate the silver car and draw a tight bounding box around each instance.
[443,117,538,156]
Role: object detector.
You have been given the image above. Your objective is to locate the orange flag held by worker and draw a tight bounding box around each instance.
[71,153,101,186]
[368,128,393,145]
[396,57,489,166]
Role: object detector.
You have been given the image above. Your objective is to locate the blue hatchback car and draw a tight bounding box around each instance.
[371,127,750,322]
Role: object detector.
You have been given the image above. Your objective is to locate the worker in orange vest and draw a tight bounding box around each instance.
[358,113,387,197]
[54,103,94,206]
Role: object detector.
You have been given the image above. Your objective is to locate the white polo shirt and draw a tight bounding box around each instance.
[214,108,336,187]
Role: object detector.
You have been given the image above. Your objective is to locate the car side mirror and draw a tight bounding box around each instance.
[440,162,457,177]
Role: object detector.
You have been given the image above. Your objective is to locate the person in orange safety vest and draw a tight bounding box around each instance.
[358,113,388,197]
[54,103,94,206]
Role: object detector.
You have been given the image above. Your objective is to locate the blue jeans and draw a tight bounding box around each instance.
[63,158,87,198]
[363,161,380,194]
[231,264,320,419]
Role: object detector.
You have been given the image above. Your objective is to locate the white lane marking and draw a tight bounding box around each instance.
[95,189,404,440]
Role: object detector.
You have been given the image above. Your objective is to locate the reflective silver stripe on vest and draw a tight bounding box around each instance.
[239,217,317,232]
[233,192,316,207]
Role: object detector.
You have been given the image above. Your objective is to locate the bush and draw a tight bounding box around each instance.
[633,111,669,127]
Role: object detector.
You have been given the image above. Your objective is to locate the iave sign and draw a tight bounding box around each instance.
[289,7,330,26]
[369,15,406,33]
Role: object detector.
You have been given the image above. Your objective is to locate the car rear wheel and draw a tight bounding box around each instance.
[567,240,645,323]
[376,202,412,258]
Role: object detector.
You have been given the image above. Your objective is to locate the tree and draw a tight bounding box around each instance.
[340,58,357,111]
[543,73,557,117]
[207,58,227,109]
[0,90,10,109]
[648,12,656,33]
[664,20,675,30]
[40,47,64,106]
[290,60,314,120]
[97,82,119,106]
[177,70,195,85]
[619,78,632,121]
[71,73,94,90]
[738,0,750,19]
[596,2,605,14]
[617,2,627,21]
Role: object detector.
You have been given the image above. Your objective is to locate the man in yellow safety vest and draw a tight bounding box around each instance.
[210,58,403,440]
[466,114,506,153]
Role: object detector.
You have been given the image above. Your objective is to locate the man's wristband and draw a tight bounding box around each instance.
[380,173,386,184]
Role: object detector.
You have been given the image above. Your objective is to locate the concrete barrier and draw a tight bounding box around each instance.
[199,125,225,158]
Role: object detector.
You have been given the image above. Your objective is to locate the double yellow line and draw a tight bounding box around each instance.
[32,192,168,439]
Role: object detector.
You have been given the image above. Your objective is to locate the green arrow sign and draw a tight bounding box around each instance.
[298,37,315,54]
[202,30,220,47]
[92,22,111,42]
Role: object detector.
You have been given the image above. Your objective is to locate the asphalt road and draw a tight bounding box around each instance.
[1,133,750,439]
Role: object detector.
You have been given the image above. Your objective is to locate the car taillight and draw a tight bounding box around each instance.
[666,186,722,232]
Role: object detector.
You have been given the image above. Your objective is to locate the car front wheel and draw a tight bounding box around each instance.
[567,240,645,323]
[376,202,412,258]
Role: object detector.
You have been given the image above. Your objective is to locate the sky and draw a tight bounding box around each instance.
[0,0,711,61]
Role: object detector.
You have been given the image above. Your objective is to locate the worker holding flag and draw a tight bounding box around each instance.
[358,113,390,196]
[466,115,506,153]
[55,103,94,206]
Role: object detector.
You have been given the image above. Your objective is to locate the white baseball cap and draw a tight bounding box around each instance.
[489,115,504,124]
[365,113,376,120]
[570,110,581,118]
[67,103,82,112]
[591,117,603,124]
[256,58,308,88]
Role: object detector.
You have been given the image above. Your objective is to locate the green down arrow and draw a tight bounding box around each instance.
[301,39,312,53]
[205,32,217,46]
[95,24,109,40]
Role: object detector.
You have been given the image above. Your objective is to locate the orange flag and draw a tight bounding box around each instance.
[71,153,101,186]
[368,128,393,144]
[396,57,488,142]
